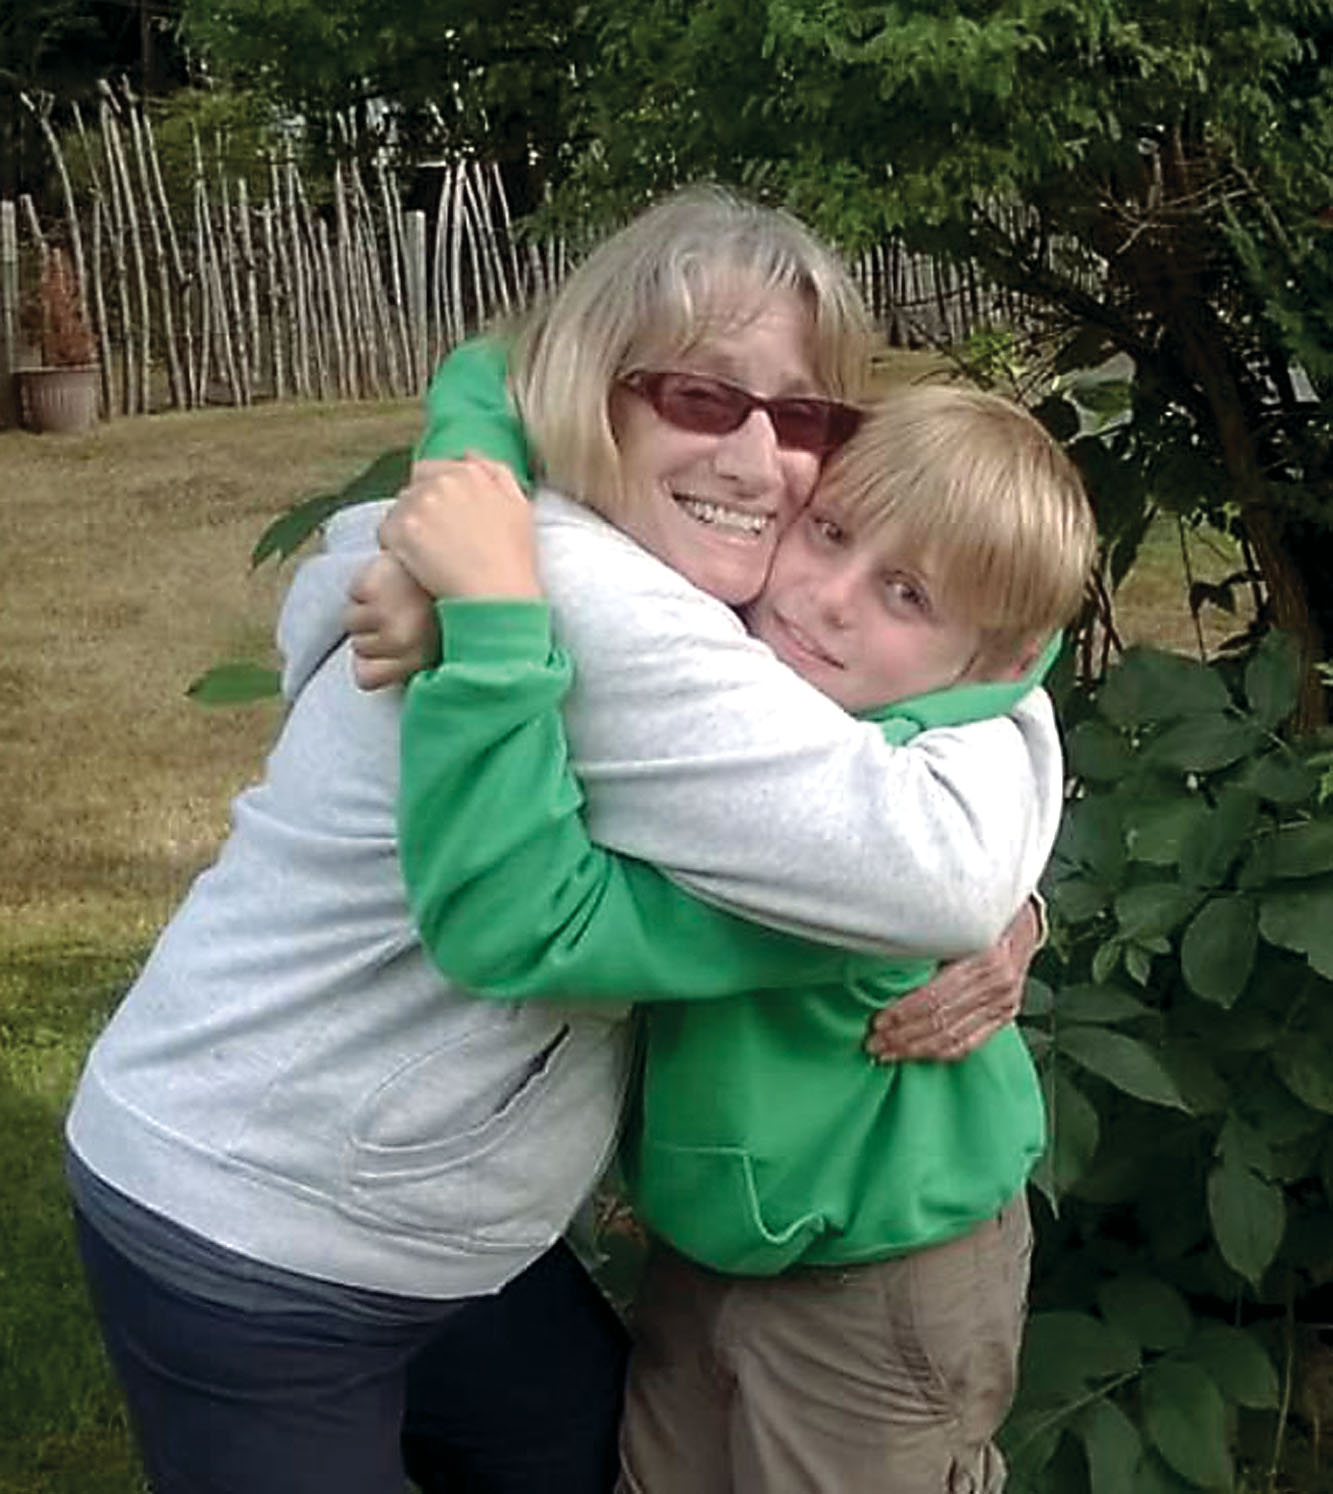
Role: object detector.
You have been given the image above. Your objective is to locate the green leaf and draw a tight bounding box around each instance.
[1244,630,1301,729]
[1258,887,1333,979]
[1075,1397,1143,1494]
[1145,715,1266,774]
[1207,1155,1285,1286]
[1215,1113,1275,1178]
[1097,1275,1193,1351]
[1098,650,1231,728]
[1135,1449,1206,1492]
[1235,750,1318,806]
[1245,821,1333,882]
[1161,1041,1231,1115]
[1057,1026,1190,1111]
[1272,1035,1333,1114]
[1141,1359,1233,1489]
[1050,876,1111,923]
[1019,1311,1141,1400]
[1049,1067,1101,1195]
[1115,883,1203,942]
[1125,795,1209,866]
[1069,719,1135,782]
[1091,937,1122,984]
[1057,984,1153,1024]
[1180,896,1258,1008]
[1182,1324,1279,1409]
[1057,796,1127,884]
[1022,977,1054,1017]
[186,662,282,706]
[1178,791,1258,889]
[1124,942,1153,985]
[250,448,412,566]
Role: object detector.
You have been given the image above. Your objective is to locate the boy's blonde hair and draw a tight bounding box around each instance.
[510,185,872,522]
[822,384,1096,669]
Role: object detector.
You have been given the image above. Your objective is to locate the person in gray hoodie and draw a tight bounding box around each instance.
[65,188,1054,1494]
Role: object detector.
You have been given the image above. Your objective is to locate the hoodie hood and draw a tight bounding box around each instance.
[276,499,391,699]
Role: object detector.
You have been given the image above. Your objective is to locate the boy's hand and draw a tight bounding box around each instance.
[379,456,542,602]
[864,899,1041,1062]
[345,553,439,691]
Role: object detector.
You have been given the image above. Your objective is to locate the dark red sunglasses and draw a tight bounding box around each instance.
[619,370,863,458]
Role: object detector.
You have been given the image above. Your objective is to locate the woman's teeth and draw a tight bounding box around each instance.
[677,497,769,535]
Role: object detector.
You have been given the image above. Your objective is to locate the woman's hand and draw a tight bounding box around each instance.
[344,553,440,691]
[379,456,542,602]
[865,899,1042,1062]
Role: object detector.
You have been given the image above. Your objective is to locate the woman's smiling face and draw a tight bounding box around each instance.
[608,289,824,606]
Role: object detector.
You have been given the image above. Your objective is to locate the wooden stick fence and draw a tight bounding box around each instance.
[1,88,1063,426]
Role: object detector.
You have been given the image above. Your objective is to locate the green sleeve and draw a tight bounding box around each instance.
[400,601,865,1003]
[414,338,535,487]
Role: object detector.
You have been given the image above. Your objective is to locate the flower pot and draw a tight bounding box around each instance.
[18,365,100,434]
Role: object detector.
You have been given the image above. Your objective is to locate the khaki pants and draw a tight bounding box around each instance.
[618,1194,1032,1494]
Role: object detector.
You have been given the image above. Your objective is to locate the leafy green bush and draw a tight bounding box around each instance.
[1011,634,1333,1492]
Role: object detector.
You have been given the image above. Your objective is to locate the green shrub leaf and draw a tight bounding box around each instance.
[1057,1026,1190,1111]
[1115,883,1204,941]
[1050,876,1112,923]
[1097,1275,1193,1350]
[1145,714,1266,773]
[1098,649,1231,727]
[1141,1359,1233,1489]
[186,662,282,705]
[1048,1067,1101,1197]
[1258,887,1333,978]
[1069,719,1135,782]
[1236,749,1319,805]
[250,448,412,566]
[1245,822,1333,882]
[1057,984,1153,1024]
[1244,630,1301,729]
[1179,791,1258,889]
[1057,796,1128,884]
[1272,1035,1333,1114]
[1076,1397,1143,1494]
[1019,1311,1141,1399]
[1207,1155,1285,1285]
[1182,1324,1279,1409]
[1180,896,1257,1007]
[1125,795,1209,867]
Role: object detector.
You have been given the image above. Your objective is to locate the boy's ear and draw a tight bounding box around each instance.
[997,635,1046,681]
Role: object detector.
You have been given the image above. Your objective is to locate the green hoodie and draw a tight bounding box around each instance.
[401,598,1049,1276]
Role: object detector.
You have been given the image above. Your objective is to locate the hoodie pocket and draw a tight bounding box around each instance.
[345,1021,573,1244]
[636,1141,823,1276]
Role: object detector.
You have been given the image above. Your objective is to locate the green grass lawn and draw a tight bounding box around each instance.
[0,401,1264,1492]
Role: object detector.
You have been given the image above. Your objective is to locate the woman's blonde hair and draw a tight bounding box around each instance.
[509,185,872,521]
[821,384,1097,665]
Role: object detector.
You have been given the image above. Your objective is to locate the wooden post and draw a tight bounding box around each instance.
[0,201,18,427]
[403,208,428,391]
[127,93,184,409]
[143,110,194,407]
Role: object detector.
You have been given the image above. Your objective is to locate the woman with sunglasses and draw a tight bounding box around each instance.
[65,187,1052,1494]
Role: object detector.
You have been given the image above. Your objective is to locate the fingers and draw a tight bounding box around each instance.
[380,458,539,600]
[864,945,1027,1063]
[343,553,439,692]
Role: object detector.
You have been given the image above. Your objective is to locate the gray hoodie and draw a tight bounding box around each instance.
[68,493,1063,1300]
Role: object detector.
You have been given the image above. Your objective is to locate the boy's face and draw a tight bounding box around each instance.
[748,502,1004,712]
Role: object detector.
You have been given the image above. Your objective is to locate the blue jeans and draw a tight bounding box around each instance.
[74,1209,628,1493]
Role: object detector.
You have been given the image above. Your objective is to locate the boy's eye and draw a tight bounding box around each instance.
[882,574,930,615]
